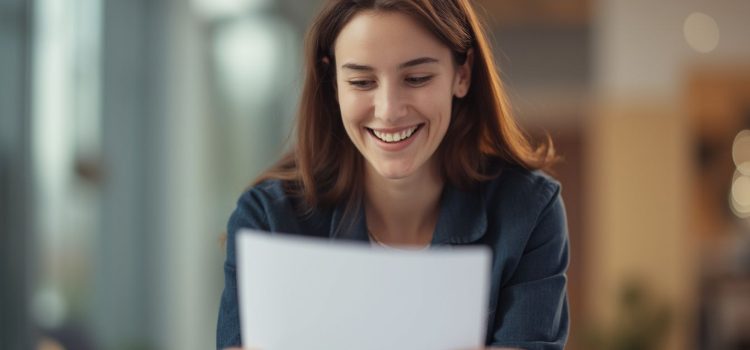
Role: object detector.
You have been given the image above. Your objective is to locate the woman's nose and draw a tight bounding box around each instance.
[373,83,408,123]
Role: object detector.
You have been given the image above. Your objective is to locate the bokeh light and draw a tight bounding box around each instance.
[731,170,750,218]
[683,12,720,53]
[733,129,750,175]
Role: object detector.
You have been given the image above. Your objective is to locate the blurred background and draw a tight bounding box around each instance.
[1,0,749,349]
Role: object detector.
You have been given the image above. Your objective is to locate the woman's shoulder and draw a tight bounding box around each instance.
[231,178,332,237]
[243,178,293,203]
[488,160,560,195]
[229,178,300,230]
[481,160,562,212]
[233,178,289,212]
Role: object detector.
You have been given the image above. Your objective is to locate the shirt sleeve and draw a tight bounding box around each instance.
[216,189,270,349]
[489,186,570,350]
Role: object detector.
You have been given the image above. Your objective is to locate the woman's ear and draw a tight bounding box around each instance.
[453,48,474,98]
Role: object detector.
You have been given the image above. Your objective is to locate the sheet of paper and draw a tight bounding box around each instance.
[236,229,491,350]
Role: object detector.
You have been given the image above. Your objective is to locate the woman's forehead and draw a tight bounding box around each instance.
[333,10,452,70]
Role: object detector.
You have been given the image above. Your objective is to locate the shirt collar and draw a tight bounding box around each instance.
[328,183,487,246]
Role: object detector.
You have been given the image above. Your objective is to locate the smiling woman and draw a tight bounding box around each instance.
[335,11,461,184]
[217,0,568,349]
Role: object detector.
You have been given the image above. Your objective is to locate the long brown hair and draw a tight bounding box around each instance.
[256,0,556,217]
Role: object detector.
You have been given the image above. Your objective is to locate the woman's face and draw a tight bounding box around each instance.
[333,10,471,181]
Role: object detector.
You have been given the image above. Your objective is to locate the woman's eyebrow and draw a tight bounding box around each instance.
[340,57,439,71]
[398,57,439,69]
[340,62,374,72]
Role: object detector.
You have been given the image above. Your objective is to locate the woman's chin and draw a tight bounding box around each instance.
[377,171,412,180]
[370,161,419,181]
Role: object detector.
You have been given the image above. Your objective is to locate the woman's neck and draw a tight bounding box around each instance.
[364,159,444,246]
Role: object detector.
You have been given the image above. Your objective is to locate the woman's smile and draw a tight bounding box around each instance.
[365,123,424,151]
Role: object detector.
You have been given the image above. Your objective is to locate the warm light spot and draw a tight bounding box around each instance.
[730,172,750,218]
[683,12,720,53]
[734,130,750,175]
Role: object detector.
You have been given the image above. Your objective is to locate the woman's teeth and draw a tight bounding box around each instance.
[372,126,418,143]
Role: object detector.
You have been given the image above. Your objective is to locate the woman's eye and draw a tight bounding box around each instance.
[348,80,375,89]
[405,76,433,86]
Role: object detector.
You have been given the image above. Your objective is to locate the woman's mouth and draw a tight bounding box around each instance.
[366,124,423,143]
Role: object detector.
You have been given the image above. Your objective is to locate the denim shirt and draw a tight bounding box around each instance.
[217,165,570,350]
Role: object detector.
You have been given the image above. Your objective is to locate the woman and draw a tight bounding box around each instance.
[217,0,569,349]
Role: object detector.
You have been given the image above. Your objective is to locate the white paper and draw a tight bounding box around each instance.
[236,229,491,350]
